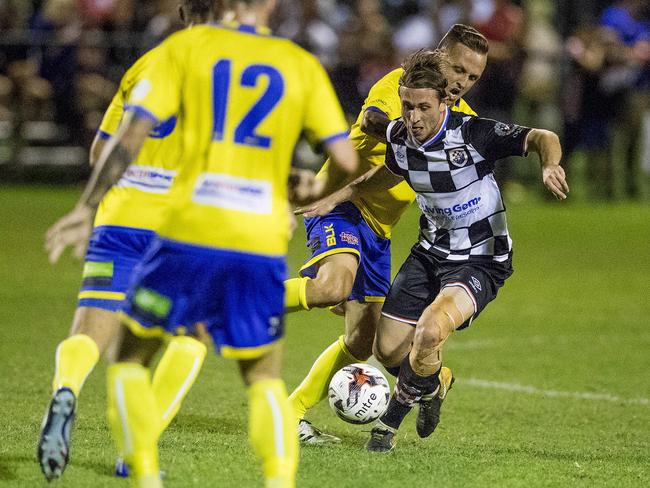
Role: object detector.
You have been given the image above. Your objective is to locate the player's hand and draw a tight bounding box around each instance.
[295,192,340,218]
[288,168,317,205]
[45,204,95,264]
[287,207,298,239]
[542,165,569,200]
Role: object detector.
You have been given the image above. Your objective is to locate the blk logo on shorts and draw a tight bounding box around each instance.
[324,223,336,247]
[470,276,482,292]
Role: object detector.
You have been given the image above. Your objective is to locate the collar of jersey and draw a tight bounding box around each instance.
[214,21,272,36]
[410,106,449,150]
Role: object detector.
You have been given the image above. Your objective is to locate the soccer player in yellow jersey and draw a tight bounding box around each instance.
[285,25,490,444]
[37,1,224,481]
[44,0,358,486]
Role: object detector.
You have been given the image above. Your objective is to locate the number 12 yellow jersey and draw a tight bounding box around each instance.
[127,24,349,257]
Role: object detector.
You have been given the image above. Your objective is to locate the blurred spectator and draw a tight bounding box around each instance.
[518,0,562,131]
[330,0,395,118]
[392,0,472,60]
[563,1,649,199]
[276,0,339,68]
[0,0,647,197]
[599,0,649,198]
[468,0,526,187]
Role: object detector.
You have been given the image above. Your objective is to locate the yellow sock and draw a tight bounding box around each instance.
[288,335,360,421]
[284,277,310,312]
[248,379,298,488]
[152,336,207,433]
[107,364,161,486]
[52,334,100,396]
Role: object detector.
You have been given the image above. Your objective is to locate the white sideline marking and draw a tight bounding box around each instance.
[463,378,650,406]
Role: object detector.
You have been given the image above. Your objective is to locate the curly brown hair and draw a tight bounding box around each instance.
[399,49,449,99]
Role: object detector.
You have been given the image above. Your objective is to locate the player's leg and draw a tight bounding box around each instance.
[285,203,364,312]
[368,287,472,452]
[52,307,118,394]
[107,237,202,487]
[291,212,393,443]
[114,333,208,478]
[372,314,415,377]
[286,211,362,421]
[240,343,298,488]
[291,299,380,444]
[107,325,164,488]
[285,252,358,311]
[38,226,142,480]
[213,245,296,487]
[152,335,207,433]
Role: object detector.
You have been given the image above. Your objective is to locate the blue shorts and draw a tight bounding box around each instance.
[78,225,156,311]
[300,202,391,303]
[121,238,286,359]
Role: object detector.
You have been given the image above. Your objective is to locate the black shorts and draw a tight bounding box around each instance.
[381,244,513,330]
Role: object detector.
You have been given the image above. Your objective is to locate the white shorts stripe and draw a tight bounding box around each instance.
[443,282,478,314]
[381,311,418,325]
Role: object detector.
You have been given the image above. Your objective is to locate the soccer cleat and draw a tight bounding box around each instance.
[365,423,396,453]
[298,419,341,445]
[115,457,166,479]
[115,457,128,477]
[38,387,76,480]
[416,366,455,438]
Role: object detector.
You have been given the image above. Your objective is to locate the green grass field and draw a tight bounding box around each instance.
[0,186,648,487]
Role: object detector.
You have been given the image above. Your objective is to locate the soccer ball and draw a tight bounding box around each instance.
[328,363,390,424]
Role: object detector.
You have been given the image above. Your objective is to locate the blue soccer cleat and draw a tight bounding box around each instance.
[38,387,76,480]
[115,457,129,477]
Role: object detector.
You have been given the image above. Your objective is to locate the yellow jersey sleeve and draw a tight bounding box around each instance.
[301,52,349,143]
[363,68,403,118]
[93,46,183,232]
[453,98,477,116]
[125,38,184,124]
[98,91,123,139]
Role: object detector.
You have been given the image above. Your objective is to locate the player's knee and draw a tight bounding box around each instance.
[344,329,373,361]
[372,339,402,367]
[413,319,444,352]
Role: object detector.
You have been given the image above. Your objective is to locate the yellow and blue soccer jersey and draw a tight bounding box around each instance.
[94,48,182,231]
[126,24,349,257]
[315,67,476,239]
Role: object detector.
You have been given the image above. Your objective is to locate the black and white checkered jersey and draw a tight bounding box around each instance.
[385,108,531,262]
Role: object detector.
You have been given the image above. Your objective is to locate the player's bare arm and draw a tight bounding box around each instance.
[88,134,107,168]
[298,165,402,218]
[45,111,154,263]
[360,109,390,142]
[525,129,570,200]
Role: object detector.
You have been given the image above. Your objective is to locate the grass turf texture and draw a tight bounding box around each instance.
[0,185,648,487]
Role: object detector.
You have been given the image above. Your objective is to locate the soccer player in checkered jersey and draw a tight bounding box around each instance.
[299,48,569,452]
[287,24,487,445]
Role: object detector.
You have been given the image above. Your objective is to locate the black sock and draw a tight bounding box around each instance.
[379,357,441,430]
[385,365,400,378]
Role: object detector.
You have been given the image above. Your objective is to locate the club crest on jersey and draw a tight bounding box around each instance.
[445,147,471,168]
[494,122,523,137]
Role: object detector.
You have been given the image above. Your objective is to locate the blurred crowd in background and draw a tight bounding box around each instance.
[0,0,648,200]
